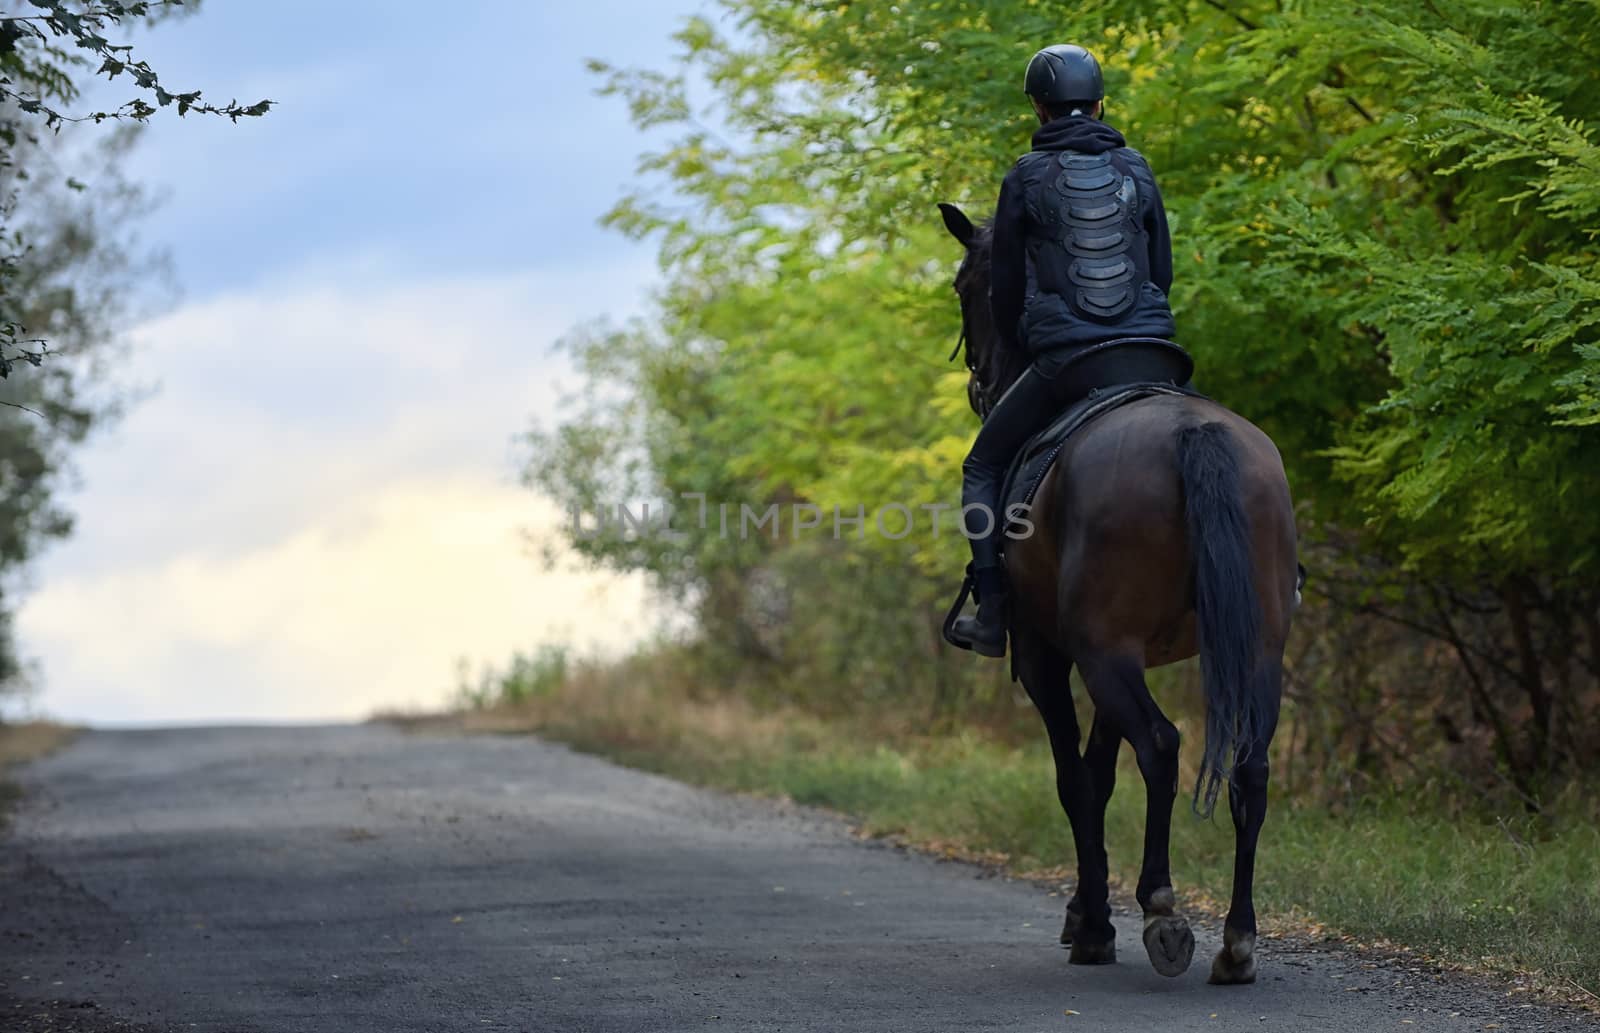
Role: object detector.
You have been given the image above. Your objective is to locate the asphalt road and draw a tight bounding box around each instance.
[1,726,1591,1032]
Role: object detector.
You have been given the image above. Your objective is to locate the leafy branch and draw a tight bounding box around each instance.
[0,0,272,389]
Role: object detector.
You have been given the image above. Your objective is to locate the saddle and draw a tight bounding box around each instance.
[942,337,1197,655]
[999,338,1198,530]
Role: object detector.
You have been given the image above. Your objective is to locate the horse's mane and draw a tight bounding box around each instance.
[956,220,1029,409]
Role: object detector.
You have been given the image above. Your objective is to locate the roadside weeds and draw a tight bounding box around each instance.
[0,723,76,830]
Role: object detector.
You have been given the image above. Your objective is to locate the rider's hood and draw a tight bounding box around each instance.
[1030,115,1127,155]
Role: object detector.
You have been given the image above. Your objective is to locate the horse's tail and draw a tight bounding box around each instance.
[1177,421,1265,818]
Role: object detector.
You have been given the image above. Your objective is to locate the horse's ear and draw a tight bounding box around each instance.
[938,202,975,247]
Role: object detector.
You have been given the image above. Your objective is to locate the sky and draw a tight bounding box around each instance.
[13,1,711,725]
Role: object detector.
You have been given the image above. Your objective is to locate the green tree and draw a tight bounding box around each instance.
[0,1,269,691]
[530,1,1600,796]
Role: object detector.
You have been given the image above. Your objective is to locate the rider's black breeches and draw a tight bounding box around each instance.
[960,354,1092,571]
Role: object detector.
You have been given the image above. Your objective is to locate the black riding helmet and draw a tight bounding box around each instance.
[1024,44,1104,107]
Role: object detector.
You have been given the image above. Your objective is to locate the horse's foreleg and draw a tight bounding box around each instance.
[1062,713,1121,947]
[1079,651,1194,978]
[1210,660,1283,985]
[1013,631,1115,964]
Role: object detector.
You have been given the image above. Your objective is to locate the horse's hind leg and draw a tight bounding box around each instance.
[1210,657,1283,985]
[1077,649,1195,978]
[1012,629,1116,964]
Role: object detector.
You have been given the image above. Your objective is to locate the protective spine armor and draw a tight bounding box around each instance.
[1048,152,1138,321]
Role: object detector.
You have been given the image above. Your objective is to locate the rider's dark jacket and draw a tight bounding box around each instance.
[990,115,1176,357]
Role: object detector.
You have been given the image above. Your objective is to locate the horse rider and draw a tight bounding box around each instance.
[947,44,1179,658]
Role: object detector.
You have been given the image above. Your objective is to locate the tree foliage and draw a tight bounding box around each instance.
[528,1,1600,798]
[0,125,161,686]
[0,1,267,690]
[1,0,270,361]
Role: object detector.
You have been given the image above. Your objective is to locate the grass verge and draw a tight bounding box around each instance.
[0,721,76,830]
[436,659,1600,1008]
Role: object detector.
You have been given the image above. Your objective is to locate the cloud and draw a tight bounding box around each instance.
[16,261,660,724]
[46,261,651,570]
[20,477,650,724]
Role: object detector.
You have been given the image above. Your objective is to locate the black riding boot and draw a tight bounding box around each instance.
[949,565,1008,658]
[950,361,1081,659]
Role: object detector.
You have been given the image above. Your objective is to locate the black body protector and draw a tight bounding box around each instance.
[1040,151,1148,324]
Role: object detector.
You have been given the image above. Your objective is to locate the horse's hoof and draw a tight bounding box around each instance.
[1068,938,1116,965]
[1142,914,1195,977]
[1060,903,1084,945]
[1207,928,1257,985]
[1209,952,1257,985]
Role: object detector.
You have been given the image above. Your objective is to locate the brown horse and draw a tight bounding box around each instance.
[939,203,1299,985]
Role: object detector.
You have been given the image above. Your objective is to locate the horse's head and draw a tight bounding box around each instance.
[938,202,1024,420]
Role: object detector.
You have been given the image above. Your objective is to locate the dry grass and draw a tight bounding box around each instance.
[0,721,76,768]
[0,721,77,830]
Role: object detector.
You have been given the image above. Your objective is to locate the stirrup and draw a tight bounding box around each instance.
[942,564,1008,655]
[941,564,977,650]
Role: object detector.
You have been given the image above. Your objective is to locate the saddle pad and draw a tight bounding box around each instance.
[1000,382,1198,529]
